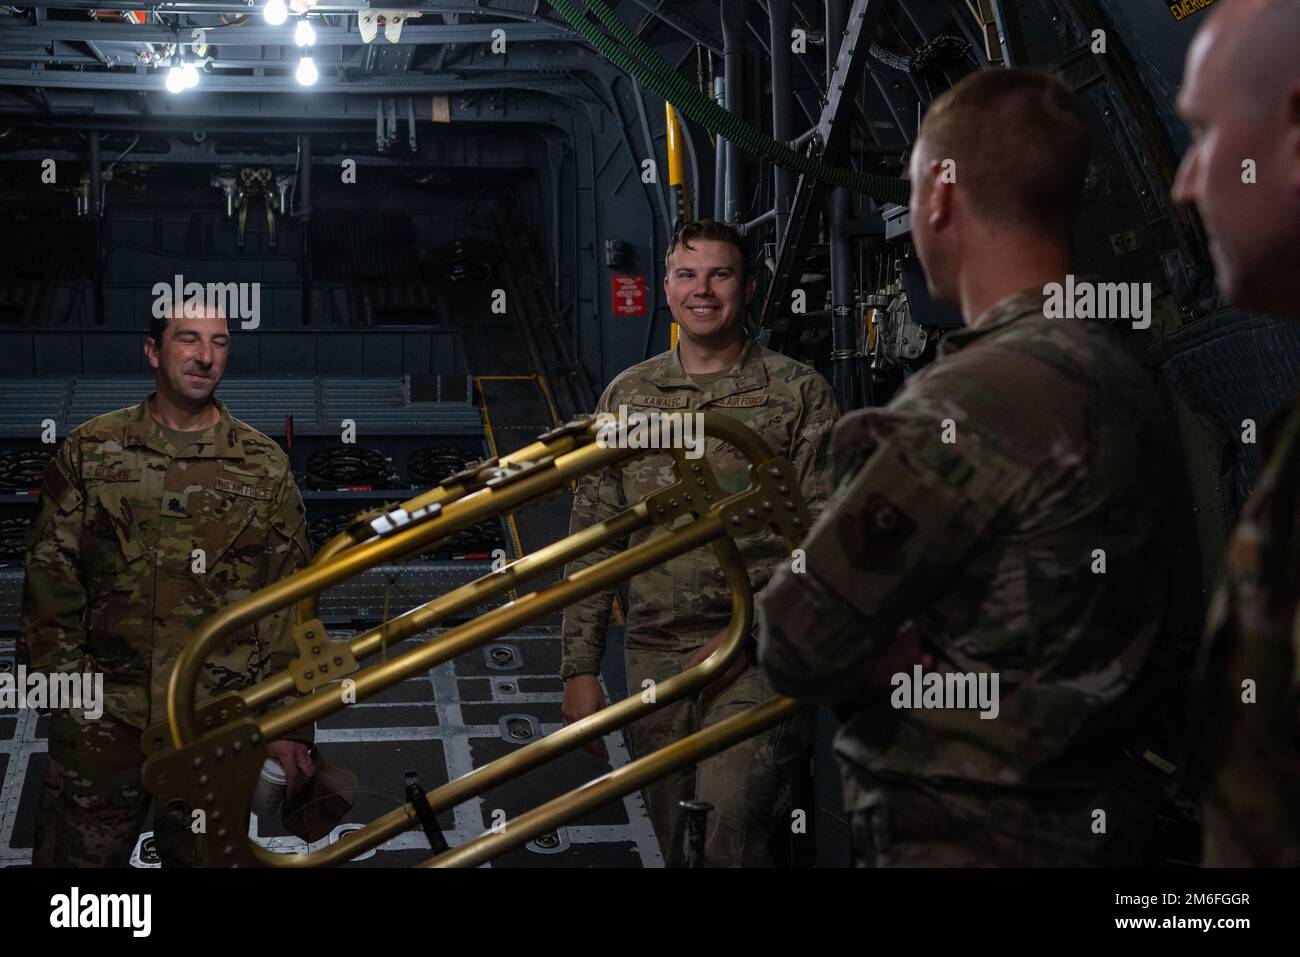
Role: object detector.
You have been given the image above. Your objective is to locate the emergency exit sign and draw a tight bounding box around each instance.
[612,274,647,317]
[1167,0,1218,21]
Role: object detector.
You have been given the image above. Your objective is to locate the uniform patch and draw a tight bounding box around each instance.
[42,460,72,500]
[711,394,768,408]
[90,467,134,482]
[214,476,272,500]
[836,491,918,573]
[630,394,689,409]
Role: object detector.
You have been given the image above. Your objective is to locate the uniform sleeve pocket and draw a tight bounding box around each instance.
[42,458,83,514]
[270,509,305,542]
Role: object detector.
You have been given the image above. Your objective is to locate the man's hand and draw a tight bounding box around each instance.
[682,627,752,711]
[266,739,314,801]
[865,622,934,690]
[562,674,607,757]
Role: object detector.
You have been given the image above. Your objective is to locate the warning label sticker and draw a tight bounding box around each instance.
[612,274,647,317]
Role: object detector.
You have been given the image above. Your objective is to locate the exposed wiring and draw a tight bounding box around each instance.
[551,0,908,203]
[103,134,140,179]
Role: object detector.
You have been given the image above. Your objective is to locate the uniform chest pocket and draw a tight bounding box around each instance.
[617,399,686,498]
[187,485,266,570]
[702,405,790,495]
[86,484,145,565]
[749,408,791,457]
[705,397,786,448]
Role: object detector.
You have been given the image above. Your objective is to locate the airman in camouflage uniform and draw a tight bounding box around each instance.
[21,309,313,867]
[1172,0,1300,866]
[561,221,838,866]
[758,70,1177,866]
[758,288,1176,866]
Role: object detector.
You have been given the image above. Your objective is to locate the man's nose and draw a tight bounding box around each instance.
[1171,149,1196,207]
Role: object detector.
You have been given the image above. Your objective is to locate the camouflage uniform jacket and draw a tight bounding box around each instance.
[561,339,838,677]
[757,286,1175,811]
[19,396,312,737]
[1192,394,1300,866]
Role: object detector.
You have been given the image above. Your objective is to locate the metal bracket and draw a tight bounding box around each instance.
[537,416,598,444]
[438,455,499,491]
[714,457,810,545]
[358,10,423,45]
[484,456,559,490]
[365,500,443,537]
[140,692,248,757]
[644,450,727,525]
[210,174,236,218]
[289,617,359,694]
[140,718,266,867]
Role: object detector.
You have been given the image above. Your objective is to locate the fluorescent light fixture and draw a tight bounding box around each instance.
[295,55,318,86]
[264,0,288,26]
[165,65,185,93]
[182,61,200,89]
[293,18,316,47]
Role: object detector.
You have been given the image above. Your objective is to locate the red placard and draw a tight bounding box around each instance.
[611,274,647,317]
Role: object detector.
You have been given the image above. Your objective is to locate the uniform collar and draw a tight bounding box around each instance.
[124,395,245,459]
[938,285,1053,357]
[650,338,768,398]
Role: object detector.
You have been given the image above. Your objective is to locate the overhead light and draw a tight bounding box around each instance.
[165,64,185,94]
[295,55,318,86]
[293,18,316,47]
[264,0,288,26]
[181,60,200,89]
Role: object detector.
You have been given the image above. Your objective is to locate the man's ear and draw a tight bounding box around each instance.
[743,274,757,307]
[928,158,954,230]
[143,337,160,370]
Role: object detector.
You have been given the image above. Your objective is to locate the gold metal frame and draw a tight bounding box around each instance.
[141,412,810,867]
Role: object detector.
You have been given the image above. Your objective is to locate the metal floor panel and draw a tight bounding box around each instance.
[0,630,660,868]
[314,562,502,625]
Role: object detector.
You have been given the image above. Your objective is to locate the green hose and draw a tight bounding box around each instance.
[548,0,910,206]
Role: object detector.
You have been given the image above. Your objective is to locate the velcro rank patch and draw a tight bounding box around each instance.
[215,476,272,500]
[834,491,918,574]
[90,466,134,482]
[711,394,767,408]
[630,394,689,409]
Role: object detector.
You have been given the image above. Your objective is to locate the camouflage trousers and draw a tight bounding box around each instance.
[1200,795,1300,866]
[35,709,198,868]
[848,779,1159,867]
[624,646,813,868]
